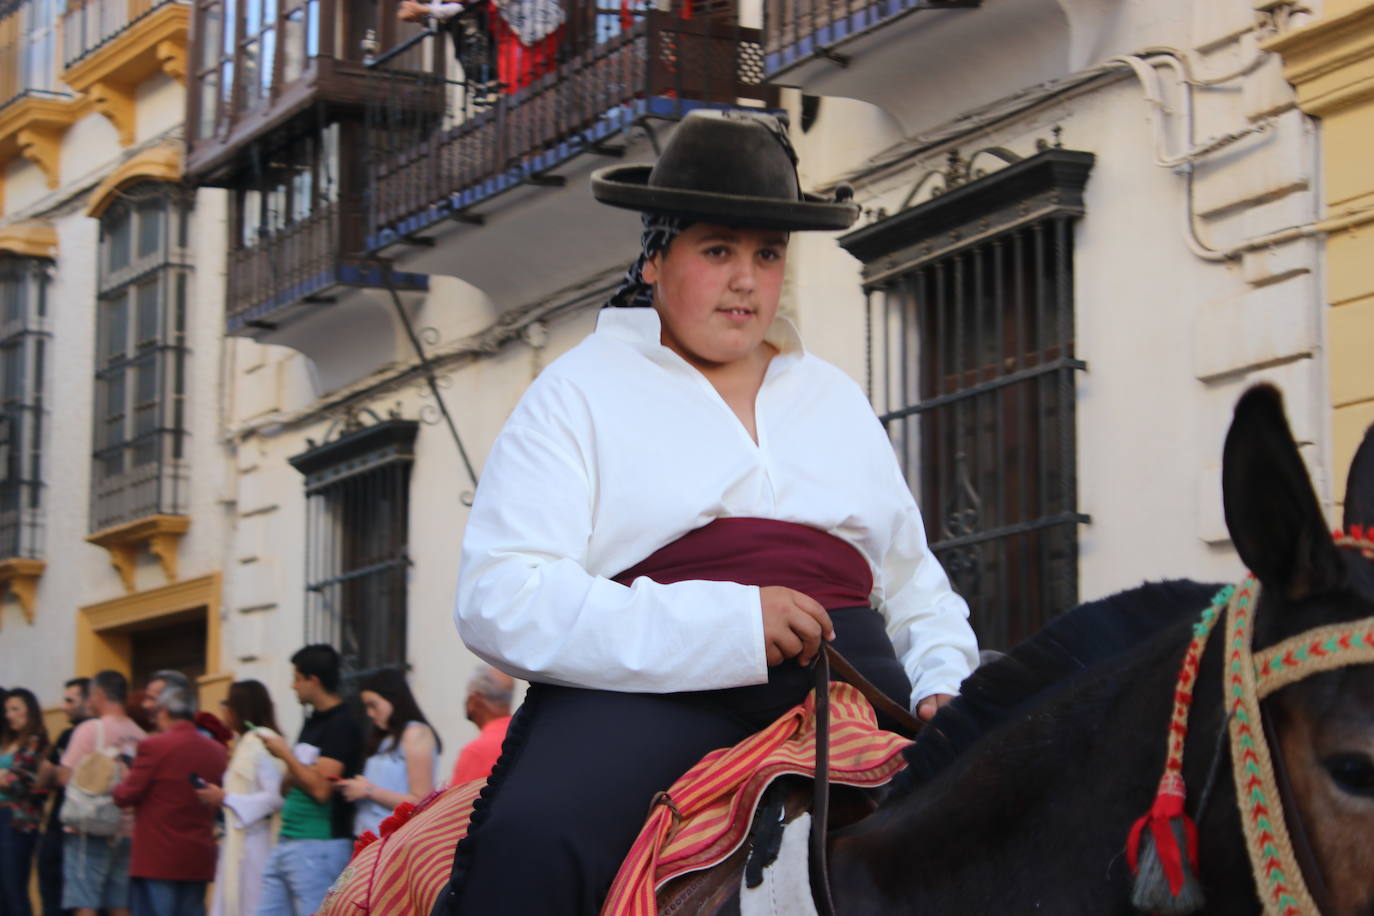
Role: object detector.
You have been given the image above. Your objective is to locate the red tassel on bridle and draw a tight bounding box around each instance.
[1126,773,1199,895]
[1124,583,1233,914]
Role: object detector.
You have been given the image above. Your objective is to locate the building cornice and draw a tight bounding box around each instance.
[0,220,58,259]
[0,96,79,193]
[86,513,190,593]
[62,3,190,146]
[0,558,45,625]
[1264,4,1374,116]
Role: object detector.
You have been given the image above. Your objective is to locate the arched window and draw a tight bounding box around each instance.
[90,182,193,532]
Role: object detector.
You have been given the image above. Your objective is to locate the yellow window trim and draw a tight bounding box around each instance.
[86,144,183,219]
[0,96,80,193]
[0,557,45,626]
[77,572,224,697]
[0,220,57,260]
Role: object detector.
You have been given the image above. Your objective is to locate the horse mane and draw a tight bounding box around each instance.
[895,578,1224,791]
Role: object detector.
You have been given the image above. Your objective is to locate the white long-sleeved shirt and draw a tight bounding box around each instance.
[456,307,978,706]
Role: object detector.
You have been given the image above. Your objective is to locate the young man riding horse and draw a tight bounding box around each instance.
[435,110,981,914]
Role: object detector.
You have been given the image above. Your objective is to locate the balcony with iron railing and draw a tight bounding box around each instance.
[0,0,76,188]
[62,0,186,70]
[362,0,776,301]
[761,0,973,79]
[226,197,426,336]
[757,0,1091,140]
[186,0,430,184]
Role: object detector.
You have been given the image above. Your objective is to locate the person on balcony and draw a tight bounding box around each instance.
[398,0,564,94]
[435,109,980,915]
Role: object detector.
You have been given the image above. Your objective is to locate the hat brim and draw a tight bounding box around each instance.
[591,164,859,232]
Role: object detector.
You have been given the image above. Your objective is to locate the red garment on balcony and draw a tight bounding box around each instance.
[489,11,563,93]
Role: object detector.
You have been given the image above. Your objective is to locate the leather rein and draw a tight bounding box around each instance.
[808,644,924,916]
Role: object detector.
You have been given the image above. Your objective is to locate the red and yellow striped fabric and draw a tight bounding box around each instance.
[317,779,486,916]
[316,683,910,916]
[601,683,912,916]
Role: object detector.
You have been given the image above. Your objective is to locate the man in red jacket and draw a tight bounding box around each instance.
[113,679,228,916]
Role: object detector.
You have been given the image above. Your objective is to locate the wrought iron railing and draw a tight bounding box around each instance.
[225,197,427,331]
[875,215,1086,651]
[62,0,184,69]
[761,0,975,75]
[228,201,340,324]
[364,8,770,247]
[90,437,189,531]
[293,417,416,677]
[0,257,48,561]
[0,0,65,109]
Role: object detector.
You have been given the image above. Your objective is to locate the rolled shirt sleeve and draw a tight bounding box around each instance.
[223,743,285,829]
[877,492,979,705]
[457,421,769,693]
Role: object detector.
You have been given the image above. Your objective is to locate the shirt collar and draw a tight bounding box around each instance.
[594,307,806,368]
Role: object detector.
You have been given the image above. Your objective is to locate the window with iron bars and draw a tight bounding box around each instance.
[0,256,49,560]
[90,183,192,533]
[290,418,416,684]
[843,147,1094,650]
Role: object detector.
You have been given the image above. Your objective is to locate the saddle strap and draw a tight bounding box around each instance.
[808,645,925,916]
[809,648,837,916]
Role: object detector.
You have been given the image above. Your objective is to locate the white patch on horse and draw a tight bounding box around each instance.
[739,813,820,916]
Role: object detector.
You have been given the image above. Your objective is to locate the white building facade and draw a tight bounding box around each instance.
[196,0,1331,760]
[0,0,235,729]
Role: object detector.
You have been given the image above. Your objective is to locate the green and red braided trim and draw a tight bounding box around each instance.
[1130,525,1374,915]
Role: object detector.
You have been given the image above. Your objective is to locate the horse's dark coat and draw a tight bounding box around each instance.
[896,578,1224,793]
[818,386,1374,915]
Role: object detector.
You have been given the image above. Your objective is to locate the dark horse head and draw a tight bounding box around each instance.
[828,385,1374,914]
[1223,386,1374,914]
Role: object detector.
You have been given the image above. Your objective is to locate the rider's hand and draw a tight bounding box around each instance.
[760,586,834,667]
[915,693,953,722]
[397,0,428,22]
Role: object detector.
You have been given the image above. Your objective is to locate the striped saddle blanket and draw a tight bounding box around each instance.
[317,683,911,916]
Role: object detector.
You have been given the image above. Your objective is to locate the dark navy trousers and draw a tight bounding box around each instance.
[437,607,910,916]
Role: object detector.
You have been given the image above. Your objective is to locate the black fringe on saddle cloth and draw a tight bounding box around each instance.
[441,678,545,903]
[894,579,1224,794]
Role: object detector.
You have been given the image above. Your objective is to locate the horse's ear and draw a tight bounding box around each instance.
[1342,423,1374,531]
[1222,385,1341,600]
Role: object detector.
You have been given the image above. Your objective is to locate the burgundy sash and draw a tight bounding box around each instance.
[612,518,873,610]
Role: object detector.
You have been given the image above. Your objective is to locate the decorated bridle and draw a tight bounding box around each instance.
[1127,527,1374,916]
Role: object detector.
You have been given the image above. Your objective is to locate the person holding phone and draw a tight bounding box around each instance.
[335,668,441,838]
[255,645,363,916]
[112,681,227,916]
[194,681,287,916]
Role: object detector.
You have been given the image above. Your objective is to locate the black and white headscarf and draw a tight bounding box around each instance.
[607,212,689,308]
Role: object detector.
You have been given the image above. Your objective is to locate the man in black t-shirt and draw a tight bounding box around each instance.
[37,678,91,916]
[258,645,364,916]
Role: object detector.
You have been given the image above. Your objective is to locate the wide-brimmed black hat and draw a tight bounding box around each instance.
[591,110,858,231]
